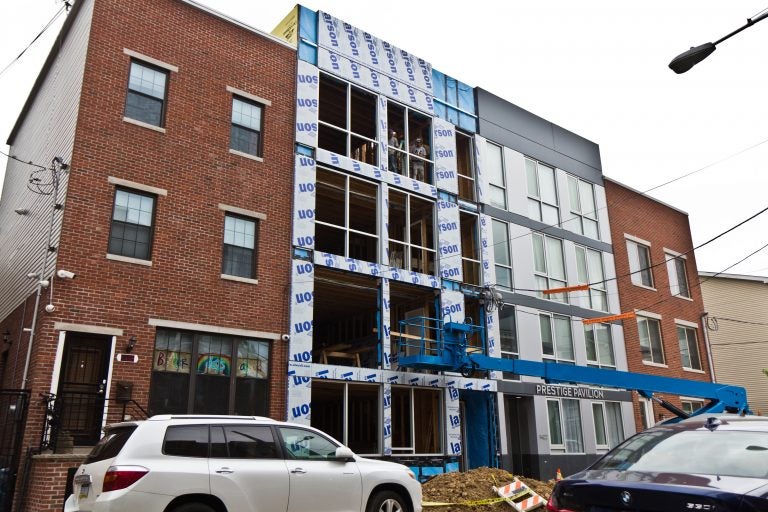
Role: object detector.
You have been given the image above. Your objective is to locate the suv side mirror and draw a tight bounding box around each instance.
[334,446,355,462]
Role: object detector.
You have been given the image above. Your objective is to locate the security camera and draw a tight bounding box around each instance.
[38,279,50,288]
[26,272,39,279]
[45,304,56,313]
[281,334,291,342]
[56,269,76,279]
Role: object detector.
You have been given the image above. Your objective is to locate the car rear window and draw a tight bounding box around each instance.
[163,425,209,457]
[593,429,768,478]
[84,426,137,464]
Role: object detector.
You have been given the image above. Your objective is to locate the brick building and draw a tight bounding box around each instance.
[604,178,713,430]
[0,0,296,508]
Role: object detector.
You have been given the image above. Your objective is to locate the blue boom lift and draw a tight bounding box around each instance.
[397,317,750,420]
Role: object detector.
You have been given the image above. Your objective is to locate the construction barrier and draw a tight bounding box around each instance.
[493,478,546,511]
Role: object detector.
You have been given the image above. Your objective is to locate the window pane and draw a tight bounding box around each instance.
[348,384,379,454]
[499,308,518,353]
[540,315,554,356]
[316,169,346,226]
[596,324,615,366]
[575,247,587,283]
[279,427,339,459]
[538,165,557,204]
[593,404,607,446]
[580,181,596,219]
[587,249,604,283]
[605,402,624,448]
[231,125,261,156]
[232,98,262,130]
[125,91,163,126]
[486,143,504,187]
[492,221,510,266]
[311,381,344,443]
[223,425,277,459]
[129,62,166,99]
[110,189,154,260]
[350,86,377,139]
[547,401,563,446]
[546,237,565,280]
[490,186,507,209]
[648,320,664,364]
[584,326,597,362]
[391,387,412,449]
[532,234,546,273]
[568,176,580,213]
[562,399,584,452]
[319,74,347,128]
[163,425,208,458]
[542,204,559,225]
[525,159,538,198]
[676,258,690,297]
[414,388,441,453]
[349,178,378,235]
[554,316,574,360]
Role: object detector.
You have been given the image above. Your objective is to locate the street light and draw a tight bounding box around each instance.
[669,10,768,74]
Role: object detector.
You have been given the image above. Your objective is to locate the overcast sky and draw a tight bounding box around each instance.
[2,0,768,276]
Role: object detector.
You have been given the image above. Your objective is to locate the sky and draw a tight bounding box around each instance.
[2,0,768,275]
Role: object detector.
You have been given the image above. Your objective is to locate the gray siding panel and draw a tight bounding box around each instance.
[0,0,92,322]
[476,88,603,184]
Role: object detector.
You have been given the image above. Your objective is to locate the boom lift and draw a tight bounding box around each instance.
[397,317,750,421]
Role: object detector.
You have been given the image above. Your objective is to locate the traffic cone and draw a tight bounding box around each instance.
[555,468,563,481]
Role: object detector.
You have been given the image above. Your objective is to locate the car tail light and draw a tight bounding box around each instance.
[102,466,148,492]
[546,494,578,512]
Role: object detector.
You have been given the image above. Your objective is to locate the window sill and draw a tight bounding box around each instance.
[229,148,264,162]
[641,360,668,369]
[682,367,705,374]
[672,294,694,302]
[123,116,166,133]
[631,283,657,292]
[106,253,152,266]
[221,274,258,285]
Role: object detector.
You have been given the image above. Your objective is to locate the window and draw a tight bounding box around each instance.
[677,325,702,370]
[230,97,263,157]
[163,425,209,458]
[666,253,690,298]
[492,220,512,290]
[456,132,476,202]
[575,246,607,311]
[567,176,599,238]
[391,386,442,455]
[584,323,615,368]
[387,101,432,182]
[279,426,339,459]
[627,239,654,288]
[431,70,476,132]
[125,60,168,127]
[499,307,519,380]
[637,316,665,365]
[592,402,624,449]
[540,313,574,363]
[388,190,435,274]
[149,329,270,416]
[108,188,156,260]
[639,398,654,430]
[315,167,378,262]
[311,380,380,455]
[222,214,258,279]
[486,142,506,209]
[319,74,378,166]
[211,425,278,459]
[533,234,566,302]
[526,158,558,224]
[547,399,584,452]
[680,399,705,416]
[460,211,480,285]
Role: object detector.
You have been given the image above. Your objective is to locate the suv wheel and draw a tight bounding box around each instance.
[366,490,409,512]
[171,503,216,512]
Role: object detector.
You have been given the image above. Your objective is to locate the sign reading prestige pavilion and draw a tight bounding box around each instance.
[535,384,606,400]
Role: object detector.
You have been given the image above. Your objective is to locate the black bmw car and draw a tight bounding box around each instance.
[547,414,768,511]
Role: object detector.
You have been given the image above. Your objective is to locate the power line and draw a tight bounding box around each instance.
[0,5,66,79]
[0,149,47,171]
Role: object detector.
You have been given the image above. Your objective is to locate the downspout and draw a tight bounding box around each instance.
[700,311,717,383]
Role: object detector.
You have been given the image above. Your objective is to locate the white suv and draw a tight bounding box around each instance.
[64,415,422,512]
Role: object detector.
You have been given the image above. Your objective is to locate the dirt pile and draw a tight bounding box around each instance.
[422,467,555,511]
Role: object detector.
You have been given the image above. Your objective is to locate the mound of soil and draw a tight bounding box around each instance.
[421,467,555,511]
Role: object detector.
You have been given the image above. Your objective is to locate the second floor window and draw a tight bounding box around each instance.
[125,60,168,127]
[526,158,558,225]
[492,219,512,290]
[316,167,378,262]
[222,214,258,279]
[319,74,378,166]
[230,97,264,157]
[567,176,599,239]
[533,233,566,302]
[677,325,702,371]
[108,188,156,260]
[575,246,608,311]
[388,101,433,183]
[486,142,506,209]
[540,313,574,363]
[389,190,435,274]
[499,307,519,380]
[638,315,665,365]
[584,323,615,368]
[627,239,654,288]
[666,253,690,298]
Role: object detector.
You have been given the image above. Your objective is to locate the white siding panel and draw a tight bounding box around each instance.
[0,0,93,322]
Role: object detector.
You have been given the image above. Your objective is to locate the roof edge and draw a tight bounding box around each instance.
[603,176,689,216]
[699,271,768,284]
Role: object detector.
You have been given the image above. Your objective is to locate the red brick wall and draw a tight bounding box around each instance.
[23,454,86,512]
[16,0,296,478]
[604,180,711,431]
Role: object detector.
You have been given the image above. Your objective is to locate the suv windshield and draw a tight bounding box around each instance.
[593,429,768,479]
[84,425,137,464]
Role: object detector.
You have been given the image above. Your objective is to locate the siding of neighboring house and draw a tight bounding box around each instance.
[699,274,768,414]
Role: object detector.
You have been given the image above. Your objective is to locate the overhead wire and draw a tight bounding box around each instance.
[0,5,67,79]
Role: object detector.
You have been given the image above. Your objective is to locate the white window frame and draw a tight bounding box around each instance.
[526,158,559,225]
[665,250,691,299]
[540,313,575,363]
[584,322,616,369]
[676,322,703,371]
[592,401,625,450]
[637,313,666,366]
[486,142,506,209]
[639,397,654,429]
[499,307,519,381]
[547,398,584,453]
[492,219,513,290]
[533,233,567,303]
[567,175,599,239]
[680,398,705,416]
[626,235,655,289]
[575,245,608,311]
